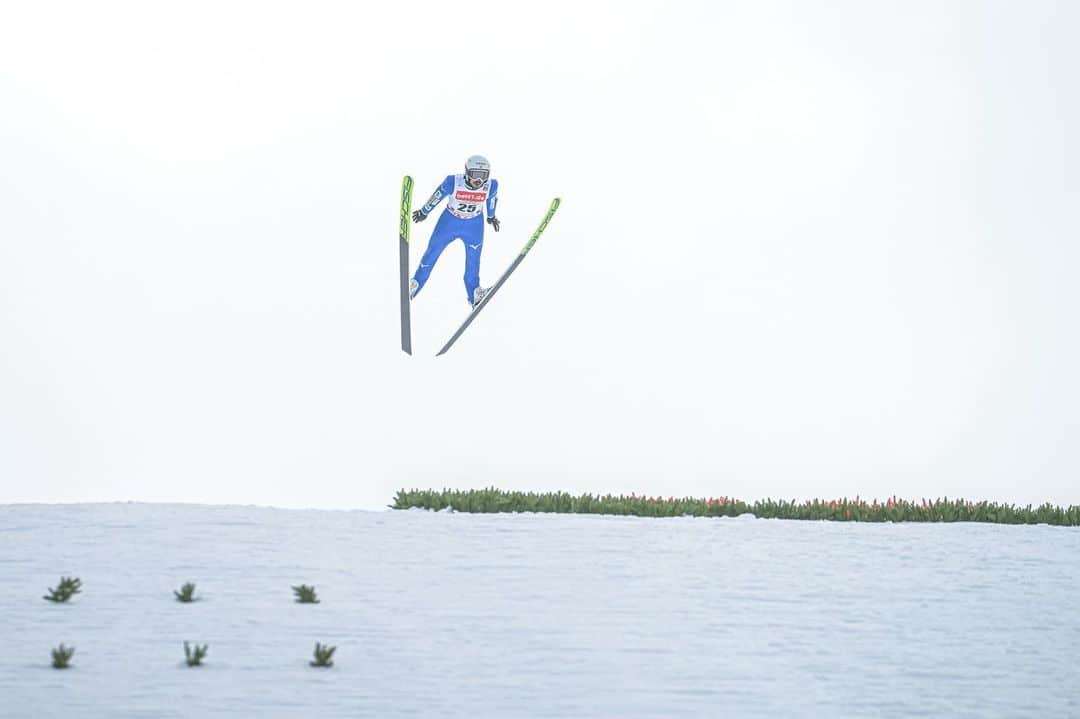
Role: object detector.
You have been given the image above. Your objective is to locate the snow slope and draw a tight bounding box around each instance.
[2,503,1078,717]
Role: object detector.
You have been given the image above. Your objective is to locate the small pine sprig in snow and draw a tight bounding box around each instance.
[184,641,208,667]
[51,644,75,669]
[44,577,82,603]
[292,584,320,604]
[174,583,197,603]
[310,642,336,668]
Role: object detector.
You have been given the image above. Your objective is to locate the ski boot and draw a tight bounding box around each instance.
[471,286,491,309]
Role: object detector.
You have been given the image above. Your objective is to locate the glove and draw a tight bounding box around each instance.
[487,216,500,232]
[412,210,427,222]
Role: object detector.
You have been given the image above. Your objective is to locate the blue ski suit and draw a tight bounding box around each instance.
[412,174,499,303]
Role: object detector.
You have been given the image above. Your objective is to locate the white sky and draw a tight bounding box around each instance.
[2,1,1077,508]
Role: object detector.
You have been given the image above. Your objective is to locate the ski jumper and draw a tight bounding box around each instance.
[412,174,499,302]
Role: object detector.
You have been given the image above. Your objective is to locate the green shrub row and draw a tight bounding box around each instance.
[391,488,1080,526]
[42,580,323,605]
[48,642,335,670]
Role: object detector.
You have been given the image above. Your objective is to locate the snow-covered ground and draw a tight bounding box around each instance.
[1,503,1077,718]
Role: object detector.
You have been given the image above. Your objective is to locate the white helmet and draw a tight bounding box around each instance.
[465,155,490,186]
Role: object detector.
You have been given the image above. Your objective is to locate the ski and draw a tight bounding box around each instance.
[399,175,414,354]
[436,197,561,356]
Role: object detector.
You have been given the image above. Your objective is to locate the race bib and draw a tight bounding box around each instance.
[447,175,489,219]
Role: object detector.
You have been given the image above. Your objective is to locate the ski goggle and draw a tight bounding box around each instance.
[465,167,489,183]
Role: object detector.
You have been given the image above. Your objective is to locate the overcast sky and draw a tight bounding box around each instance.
[2,1,1077,509]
